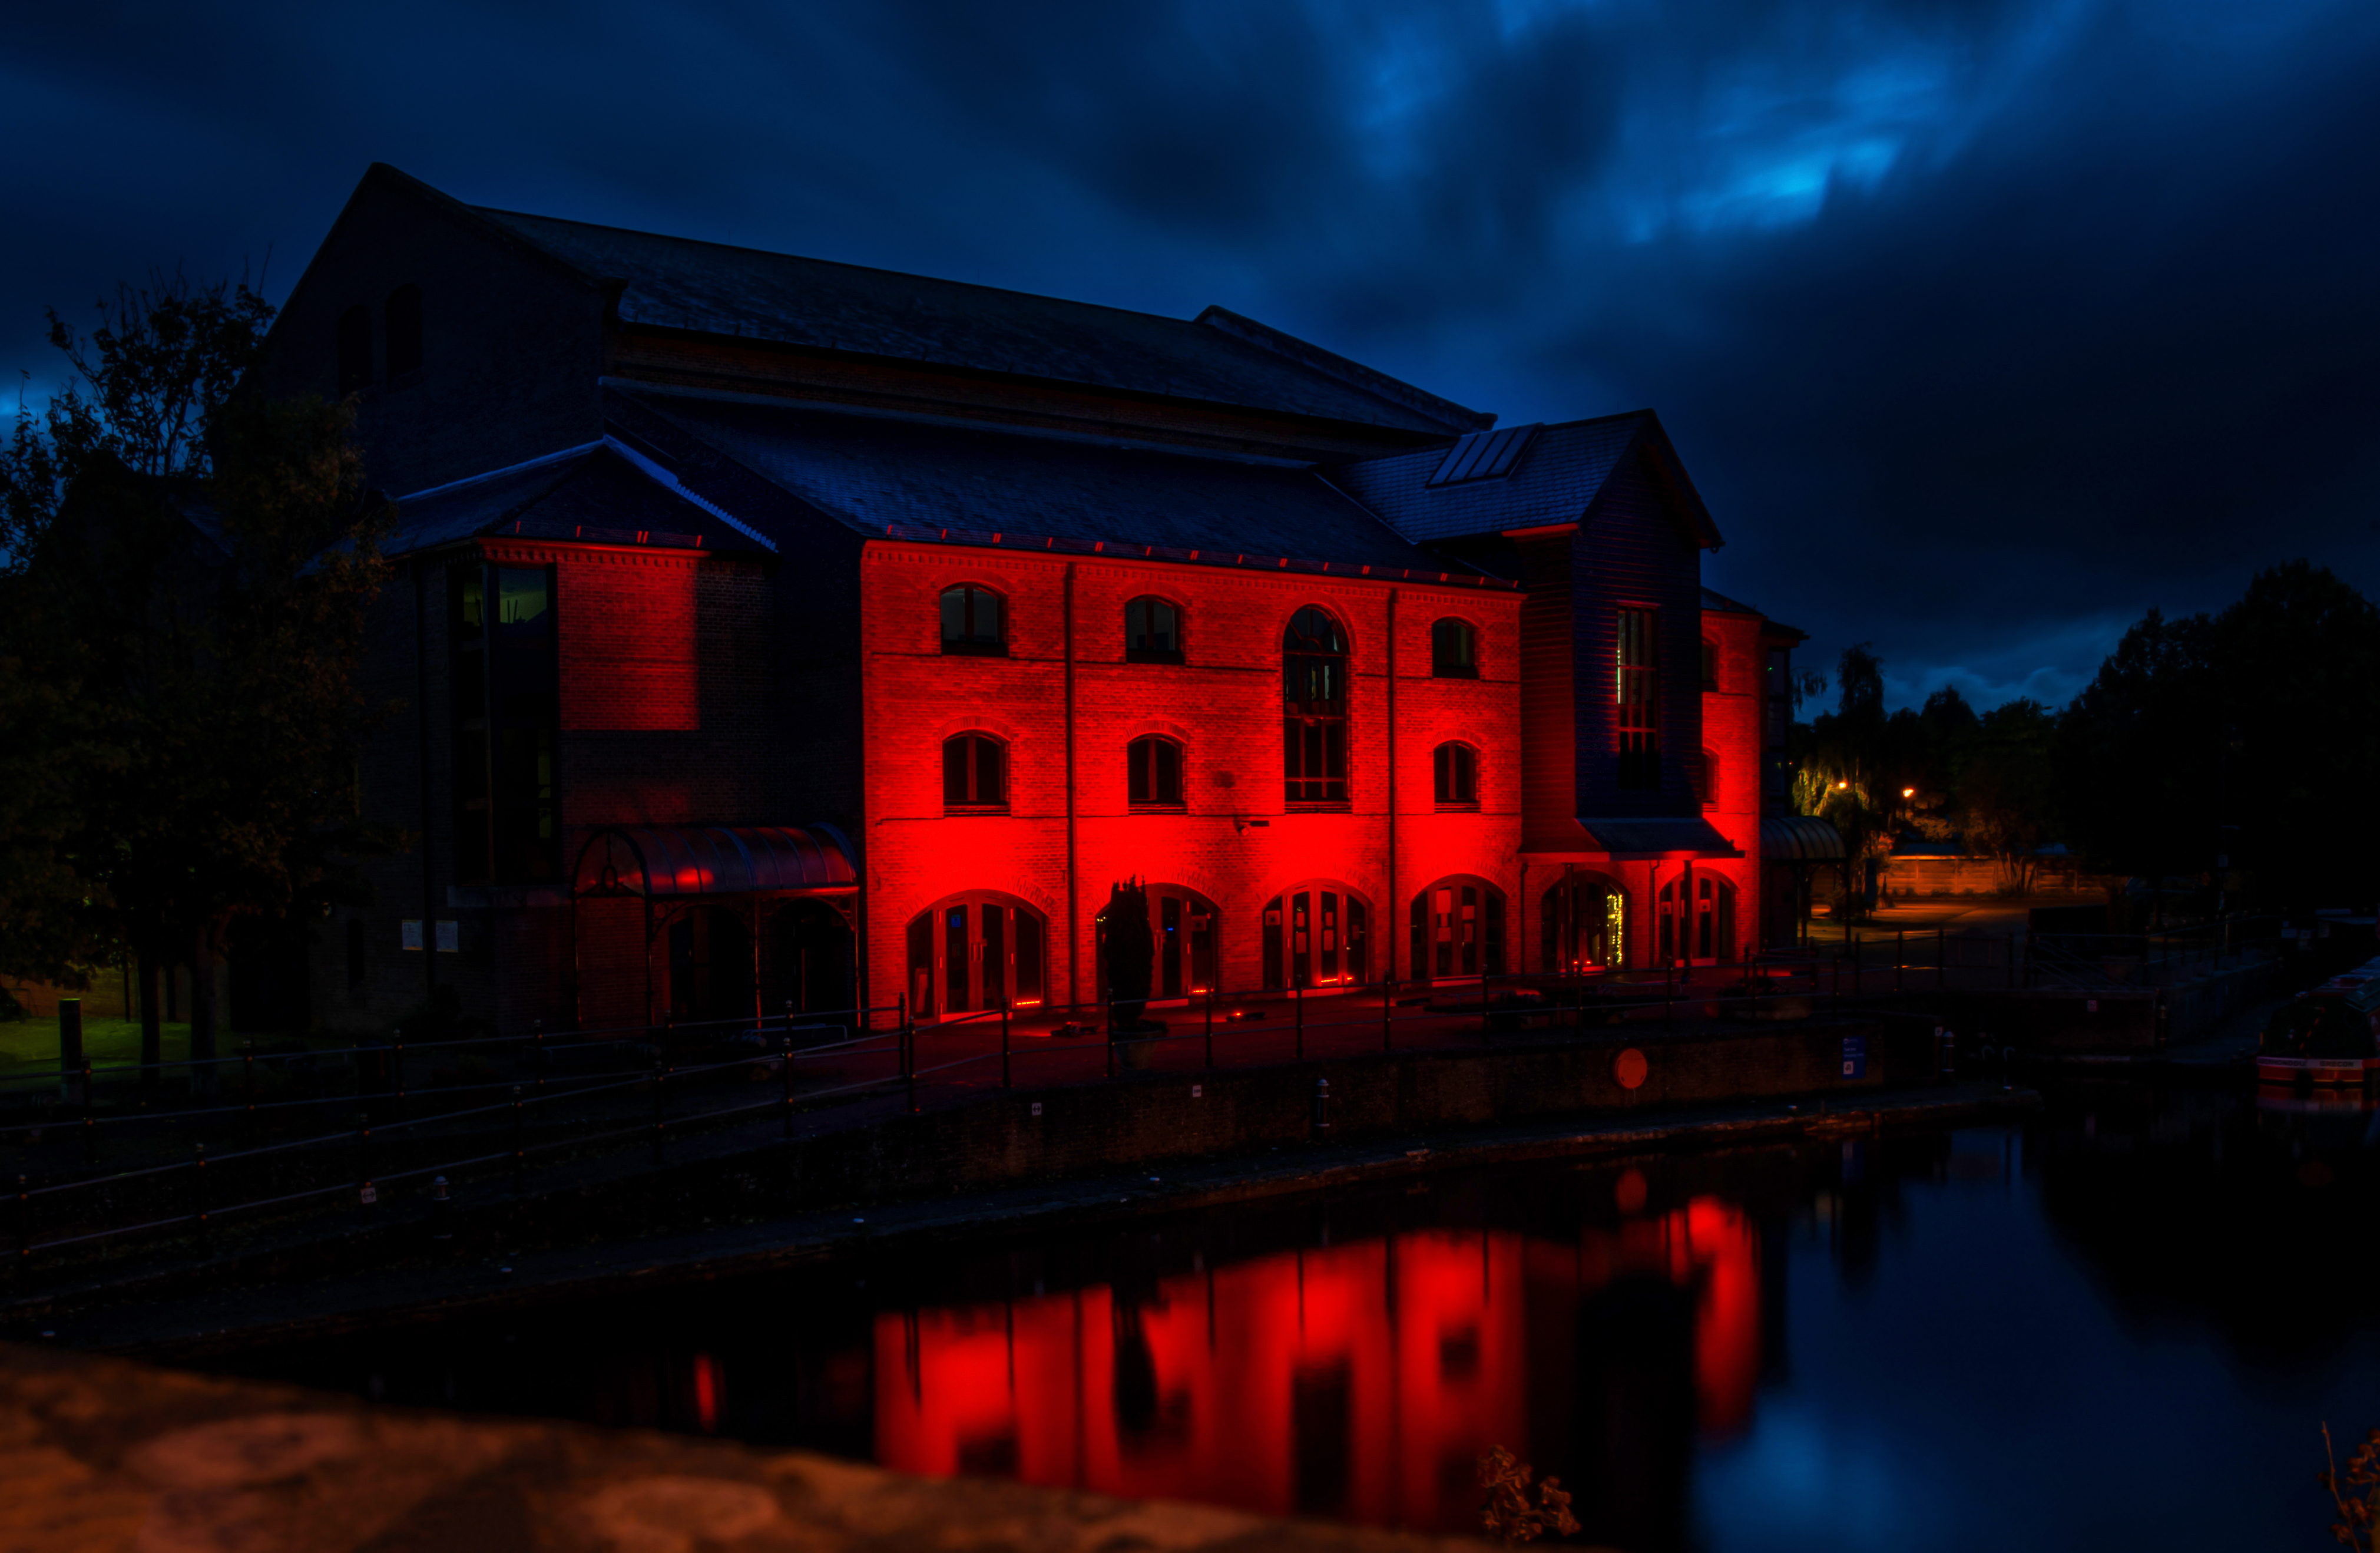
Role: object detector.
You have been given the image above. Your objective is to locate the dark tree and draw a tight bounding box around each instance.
[1100,878,1155,1029]
[0,270,396,1086]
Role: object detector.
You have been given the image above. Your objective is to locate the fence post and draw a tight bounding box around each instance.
[651,1058,667,1167]
[1204,985,1214,1070]
[781,1037,795,1137]
[392,1027,405,1121]
[192,1142,209,1254]
[355,1111,373,1211]
[1896,931,1904,994]
[241,1040,256,1124]
[1664,961,1673,1030]
[532,1019,546,1092]
[1105,998,1115,1081]
[1295,985,1304,1061]
[511,1085,526,1196]
[1852,934,1862,998]
[906,1012,918,1113]
[81,1063,95,1165]
[1001,998,1012,1090]
[1382,977,1393,1052]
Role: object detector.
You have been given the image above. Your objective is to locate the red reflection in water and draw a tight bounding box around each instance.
[873,1200,1758,1531]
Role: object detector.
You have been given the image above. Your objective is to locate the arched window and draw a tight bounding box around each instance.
[1701,637,1719,691]
[1692,748,1716,808]
[1283,606,1348,803]
[907,893,1045,1017]
[1433,742,1478,806]
[1411,877,1505,980]
[939,586,1006,655]
[1262,883,1368,989]
[1543,873,1626,972]
[336,305,373,395]
[1126,735,1183,807]
[942,732,1007,809]
[385,284,423,381]
[1124,597,1183,663]
[1431,618,1478,678]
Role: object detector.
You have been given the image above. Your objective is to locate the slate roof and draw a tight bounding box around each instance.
[468,201,1488,436]
[607,386,1507,584]
[1699,586,1762,616]
[388,444,772,557]
[1329,411,1722,550]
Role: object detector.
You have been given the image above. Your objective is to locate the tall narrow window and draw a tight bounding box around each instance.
[942,733,1007,809]
[1694,748,1717,808]
[1431,618,1478,678]
[451,563,557,884]
[1283,606,1349,803]
[1617,607,1660,790]
[1432,742,1477,805]
[1125,597,1183,663]
[939,586,1006,655]
[1701,638,1719,690]
[336,305,373,395]
[385,284,423,381]
[1127,736,1183,806]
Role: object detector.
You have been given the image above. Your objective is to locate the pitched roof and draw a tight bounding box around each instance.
[606,386,1507,585]
[1329,411,1723,550]
[1699,586,1762,616]
[465,201,1489,436]
[388,444,772,557]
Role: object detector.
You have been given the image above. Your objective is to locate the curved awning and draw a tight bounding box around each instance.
[572,824,857,900]
[1762,815,1846,861]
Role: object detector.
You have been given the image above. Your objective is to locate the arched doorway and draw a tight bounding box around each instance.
[1262,883,1370,989]
[1542,873,1627,973]
[906,893,1047,1020]
[1097,884,1220,1004]
[769,898,854,1017]
[1409,877,1506,981]
[1656,874,1737,963]
[667,906,753,1023]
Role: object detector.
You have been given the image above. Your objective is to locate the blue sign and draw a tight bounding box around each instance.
[1841,1034,1868,1079]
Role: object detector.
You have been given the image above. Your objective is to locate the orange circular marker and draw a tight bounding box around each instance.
[1613,1047,1649,1090]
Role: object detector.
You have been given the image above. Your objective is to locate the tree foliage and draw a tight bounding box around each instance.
[0,269,396,1074]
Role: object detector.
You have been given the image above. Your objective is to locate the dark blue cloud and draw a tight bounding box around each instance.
[5,0,2375,706]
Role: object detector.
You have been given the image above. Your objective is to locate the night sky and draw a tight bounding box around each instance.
[7,1,2376,709]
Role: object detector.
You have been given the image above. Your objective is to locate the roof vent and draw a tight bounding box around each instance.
[1427,424,1540,487]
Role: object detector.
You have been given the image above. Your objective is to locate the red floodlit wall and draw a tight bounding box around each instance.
[1696,605,1766,961]
[558,550,701,732]
[871,1203,1759,1534]
[859,541,1525,1012]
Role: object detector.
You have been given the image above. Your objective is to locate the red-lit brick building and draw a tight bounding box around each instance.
[257,165,1806,1035]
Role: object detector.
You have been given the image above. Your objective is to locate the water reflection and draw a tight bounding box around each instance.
[874,1205,1757,1537]
[194,1082,2380,1552]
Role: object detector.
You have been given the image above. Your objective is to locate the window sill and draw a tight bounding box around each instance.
[1125,650,1185,666]
[942,805,1011,817]
[1128,803,1188,815]
[1283,801,1352,814]
[1431,667,1480,680]
[940,642,1009,658]
[1434,802,1481,813]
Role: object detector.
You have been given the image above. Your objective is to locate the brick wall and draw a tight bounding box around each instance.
[859,543,1524,1013]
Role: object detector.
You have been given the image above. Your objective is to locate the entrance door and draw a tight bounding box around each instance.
[1541,875,1626,972]
[1410,879,1506,980]
[1263,885,1368,989]
[667,906,753,1022]
[906,896,1047,1019]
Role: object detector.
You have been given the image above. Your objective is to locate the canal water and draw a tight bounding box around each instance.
[209,1080,2380,1551]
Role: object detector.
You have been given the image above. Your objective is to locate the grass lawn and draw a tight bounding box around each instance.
[0,1017,191,1075]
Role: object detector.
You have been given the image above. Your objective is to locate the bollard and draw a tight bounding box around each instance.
[1311,1077,1332,1138]
[511,1085,526,1196]
[429,1175,452,1241]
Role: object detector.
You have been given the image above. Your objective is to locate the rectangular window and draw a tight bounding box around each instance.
[451,562,558,884]
[1617,607,1660,791]
[1129,738,1183,805]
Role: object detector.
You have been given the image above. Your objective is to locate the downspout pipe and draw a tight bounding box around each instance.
[1064,562,1079,1012]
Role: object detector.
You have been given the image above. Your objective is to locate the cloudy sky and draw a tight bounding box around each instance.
[6,0,2375,708]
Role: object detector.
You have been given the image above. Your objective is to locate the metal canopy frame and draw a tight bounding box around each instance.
[569,824,859,1029]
